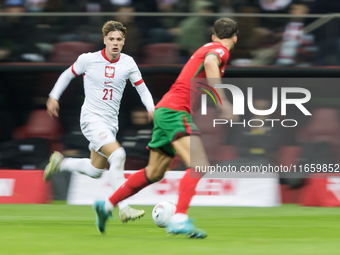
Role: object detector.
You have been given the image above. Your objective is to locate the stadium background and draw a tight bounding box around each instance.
[0,0,340,254]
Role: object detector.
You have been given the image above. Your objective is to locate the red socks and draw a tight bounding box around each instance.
[108,167,202,214]
[109,168,151,206]
[175,168,202,214]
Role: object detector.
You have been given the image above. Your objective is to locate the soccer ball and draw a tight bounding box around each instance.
[152,201,176,228]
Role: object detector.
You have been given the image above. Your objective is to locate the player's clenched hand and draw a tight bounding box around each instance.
[147,111,154,122]
[46,97,60,118]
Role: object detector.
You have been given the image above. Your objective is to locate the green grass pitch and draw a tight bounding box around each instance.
[0,204,339,255]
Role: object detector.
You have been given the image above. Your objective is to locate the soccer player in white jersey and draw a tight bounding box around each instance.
[44,21,155,224]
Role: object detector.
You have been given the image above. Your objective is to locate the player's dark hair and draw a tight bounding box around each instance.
[213,18,238,39]
[102,20,127,37]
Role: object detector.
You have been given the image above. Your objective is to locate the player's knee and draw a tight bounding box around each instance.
[149,172,164,182]
[108,147,126,169]
[145,166,165,182]
[115,147,126,159]
[108,147,126,170]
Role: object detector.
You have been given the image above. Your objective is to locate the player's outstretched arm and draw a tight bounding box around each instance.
[47,66,78,118]
[204,54,238,121]
[135,83,155,121]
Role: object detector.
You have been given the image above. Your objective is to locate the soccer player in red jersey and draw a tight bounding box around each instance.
[94,18,238,238]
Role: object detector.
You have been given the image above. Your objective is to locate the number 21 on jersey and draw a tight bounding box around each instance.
[103,88,113,100]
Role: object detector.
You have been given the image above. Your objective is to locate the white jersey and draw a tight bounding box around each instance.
[49,49,152,129]
[75,50,143,125]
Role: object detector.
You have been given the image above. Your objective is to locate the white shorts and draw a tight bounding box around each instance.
[80,121,117,155]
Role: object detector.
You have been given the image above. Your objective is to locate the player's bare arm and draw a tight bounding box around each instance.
[204,54,236,120]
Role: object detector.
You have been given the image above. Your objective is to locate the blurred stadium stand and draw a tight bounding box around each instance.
[13,109,62,141]
[12,109,63,153]
[142,43,179,65]
[48,41,95,63]
[297,108,340,148]
[0,3,340,66]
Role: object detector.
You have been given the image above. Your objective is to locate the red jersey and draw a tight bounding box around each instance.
[156,41,230,114]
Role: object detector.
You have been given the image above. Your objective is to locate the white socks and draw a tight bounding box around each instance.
[171,213,189,223]
[60,148,130,211]
[107,147,126,190]
[107,147,129,210]
[105,198,114,212]
[60,158,104,178]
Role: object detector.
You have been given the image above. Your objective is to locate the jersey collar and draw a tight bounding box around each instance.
[101,49,121,63]
[213,41,229,53]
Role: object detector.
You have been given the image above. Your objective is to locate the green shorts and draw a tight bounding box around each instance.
[147,107,200,157]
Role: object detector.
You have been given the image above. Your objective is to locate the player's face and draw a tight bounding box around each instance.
[104,30,125,59]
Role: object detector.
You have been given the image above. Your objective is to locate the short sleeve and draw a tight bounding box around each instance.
[128,58,144,86]
[71,53,89,76]
[205,48,230,67]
